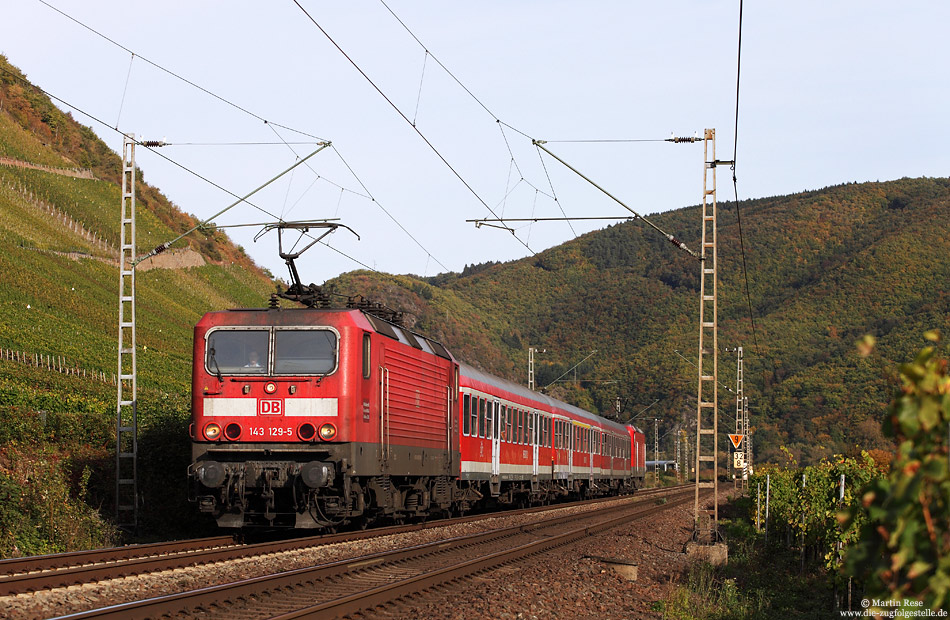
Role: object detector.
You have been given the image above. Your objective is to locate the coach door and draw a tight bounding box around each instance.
[589,429,596,484]
[567,423,574,482]
[491,401,501,479]
[531,411,539,479]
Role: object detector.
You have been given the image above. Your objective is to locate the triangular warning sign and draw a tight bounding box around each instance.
[729,434,744,449]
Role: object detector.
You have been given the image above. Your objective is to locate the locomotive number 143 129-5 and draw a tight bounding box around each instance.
[249,426,295,438]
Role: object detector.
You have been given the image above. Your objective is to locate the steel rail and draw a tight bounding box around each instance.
[5,486,676,596]
[275,489,700,620]
[0,535,236,578]
[49,486,692,620]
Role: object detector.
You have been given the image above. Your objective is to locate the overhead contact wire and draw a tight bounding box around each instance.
[534,143,577,238]
[114,52,134,130]
[377,0,552,237]
[0,65,378,274]
[379,0,511,128]
[412,51,429,127]
[34,0,327,141]
[730,0,759,354]
[292,0,534,255]
[330,145,450,272]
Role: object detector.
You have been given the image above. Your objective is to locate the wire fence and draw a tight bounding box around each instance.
[0,347,115,385]
[0,174,115,255]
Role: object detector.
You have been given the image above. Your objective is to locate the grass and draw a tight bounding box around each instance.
[657,509,837,619]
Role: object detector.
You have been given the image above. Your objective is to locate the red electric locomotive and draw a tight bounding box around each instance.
[189,277,645,529]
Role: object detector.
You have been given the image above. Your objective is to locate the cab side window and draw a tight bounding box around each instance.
[362,333,371,379]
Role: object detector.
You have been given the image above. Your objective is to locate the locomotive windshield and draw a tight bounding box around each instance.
[274,328,337,375]
[204,327,338,376]
[206,329,268,375]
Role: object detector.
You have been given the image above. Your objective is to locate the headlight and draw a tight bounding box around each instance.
[203,423,222,441]
[318,423,337,441]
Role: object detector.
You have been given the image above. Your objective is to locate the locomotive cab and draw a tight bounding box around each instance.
[189,306,460,529]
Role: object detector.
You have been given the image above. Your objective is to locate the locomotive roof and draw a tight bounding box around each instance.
[459,362,633,435]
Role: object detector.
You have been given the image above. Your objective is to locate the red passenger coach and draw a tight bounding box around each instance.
[459,364,644,503]
[189,303,645,530]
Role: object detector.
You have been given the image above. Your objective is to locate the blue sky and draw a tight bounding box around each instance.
[2,1,947,282]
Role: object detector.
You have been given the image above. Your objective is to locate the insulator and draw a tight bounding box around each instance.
[141,140,166,147]
[268,294,280,309]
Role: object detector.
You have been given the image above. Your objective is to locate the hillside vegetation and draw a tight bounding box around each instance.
[0,56,276,553]
[328,176,950,467]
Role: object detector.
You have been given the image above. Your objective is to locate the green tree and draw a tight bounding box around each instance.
[844,332,950,610]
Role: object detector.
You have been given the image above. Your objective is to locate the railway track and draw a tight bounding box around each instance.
[36,485,694,620]
[1,487,675,598]
[0,535,238,595]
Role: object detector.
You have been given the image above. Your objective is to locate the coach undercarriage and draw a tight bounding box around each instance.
[190,442,637,530]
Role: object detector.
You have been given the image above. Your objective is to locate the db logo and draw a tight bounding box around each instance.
[258,399,282,415]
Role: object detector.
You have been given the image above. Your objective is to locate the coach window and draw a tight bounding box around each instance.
[463,394,471,436]
[506,408,512,443]
[478,398,486,438]
[500,405,508,441]
[470,398,478,437]
[486,401,494,440]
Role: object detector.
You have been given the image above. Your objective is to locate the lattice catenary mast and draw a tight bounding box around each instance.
[115,135,138,530]
[694,128,731,541]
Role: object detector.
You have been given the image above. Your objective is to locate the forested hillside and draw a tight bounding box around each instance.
[0,56,276,553]
[328,176,950,467]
